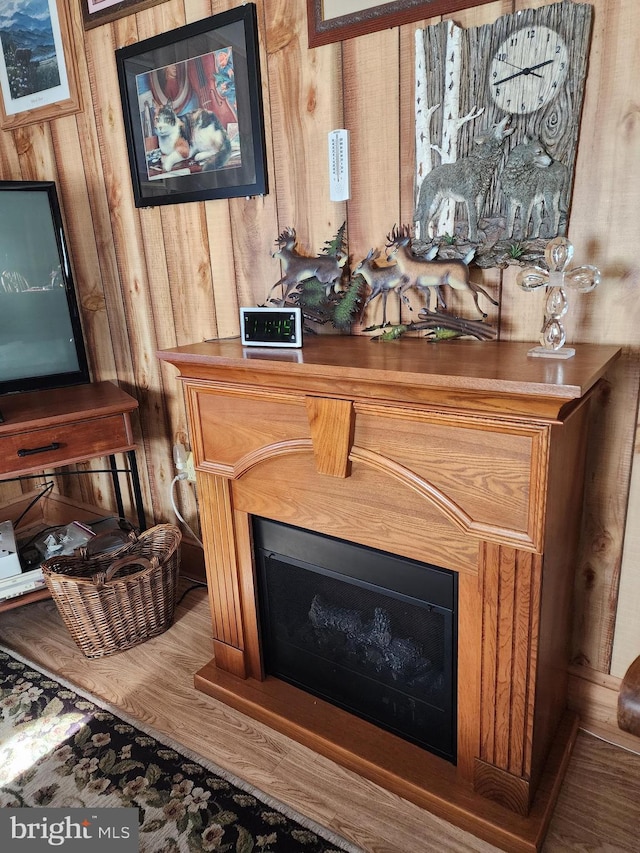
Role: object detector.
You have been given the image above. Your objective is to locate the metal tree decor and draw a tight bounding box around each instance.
[516,237,600,359]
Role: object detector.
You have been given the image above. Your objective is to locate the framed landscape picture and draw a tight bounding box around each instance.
[0,0,81,129]
[116,4,268,207]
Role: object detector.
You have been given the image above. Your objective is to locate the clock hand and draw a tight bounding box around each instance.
[526,59,556,73]
[493,59,555,86]
[494,68,543,85]
[501,59,529,72]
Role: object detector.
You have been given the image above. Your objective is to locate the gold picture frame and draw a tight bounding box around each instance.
[0,0,81,130]
[307,0,495,47]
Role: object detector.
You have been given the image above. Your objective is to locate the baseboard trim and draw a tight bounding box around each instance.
[568,665,640,753]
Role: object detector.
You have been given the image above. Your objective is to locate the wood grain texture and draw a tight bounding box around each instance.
[343,26,400,324]
[232,450,479,575]
[571,357,640,673]
[457,568,483,780]
[0,0,638,731]
[161,337,612,841]
[196,472,244,657]
[353,404,544,547]
[266,1,344,262]
[305,396,354,477]
[478,545,540,789]
[611,437,640,677]
[1,587,639,853]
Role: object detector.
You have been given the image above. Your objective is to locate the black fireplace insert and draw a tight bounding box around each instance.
[253,517,458,763]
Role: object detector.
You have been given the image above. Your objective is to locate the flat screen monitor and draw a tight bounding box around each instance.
[0,180,89,416]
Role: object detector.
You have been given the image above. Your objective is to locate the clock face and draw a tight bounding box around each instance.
[489,26,569,115]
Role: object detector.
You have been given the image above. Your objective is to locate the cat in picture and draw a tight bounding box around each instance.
[152,103,232,173]
[185,108,232,170]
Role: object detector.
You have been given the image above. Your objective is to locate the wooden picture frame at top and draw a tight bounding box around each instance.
[0,0,81,130]
[80,0,167,31]
[115,3,268,208]
[307,0,495,48]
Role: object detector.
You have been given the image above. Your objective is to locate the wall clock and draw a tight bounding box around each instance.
[413,1,593,263]
[489,25,569,115]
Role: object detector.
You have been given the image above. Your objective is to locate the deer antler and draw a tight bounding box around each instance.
[385,224,412,247]
[385,228,397,248]
[275,227,296,246]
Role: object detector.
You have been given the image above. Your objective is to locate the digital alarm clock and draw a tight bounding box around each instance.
[240,307,303,348]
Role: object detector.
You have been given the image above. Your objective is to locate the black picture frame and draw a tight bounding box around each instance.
[116,5,268,208]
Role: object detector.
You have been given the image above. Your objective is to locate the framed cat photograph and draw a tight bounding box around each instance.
[116,4,268,208]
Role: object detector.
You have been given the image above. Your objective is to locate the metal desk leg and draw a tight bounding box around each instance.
[108,454,126,521]
[127,449,147,531]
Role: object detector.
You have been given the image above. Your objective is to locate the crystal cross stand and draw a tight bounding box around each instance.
[516,237,600,359]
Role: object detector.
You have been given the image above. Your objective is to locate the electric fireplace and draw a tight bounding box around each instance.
[253,516,457,761]
[158,335,621,853]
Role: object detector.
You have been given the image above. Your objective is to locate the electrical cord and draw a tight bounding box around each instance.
[13,480,55,528]
[176,581,207,607]
[170,474,204,548]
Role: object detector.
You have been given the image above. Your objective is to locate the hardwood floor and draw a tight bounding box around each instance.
[1,581,639,852]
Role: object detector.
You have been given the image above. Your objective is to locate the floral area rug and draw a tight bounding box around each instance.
[0,646,363,852]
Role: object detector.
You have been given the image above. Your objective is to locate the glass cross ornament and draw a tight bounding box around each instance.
[516,237,601,359]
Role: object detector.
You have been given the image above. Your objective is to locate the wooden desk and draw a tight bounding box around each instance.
[0,381,146,611]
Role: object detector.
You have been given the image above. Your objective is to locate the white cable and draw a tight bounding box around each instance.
[578,724,640,758]
[170,474,204,548]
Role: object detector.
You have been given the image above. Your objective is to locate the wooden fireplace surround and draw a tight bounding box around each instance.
[159,337,620,853]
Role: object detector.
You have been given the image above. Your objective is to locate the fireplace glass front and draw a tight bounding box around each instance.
[253,517,457,762]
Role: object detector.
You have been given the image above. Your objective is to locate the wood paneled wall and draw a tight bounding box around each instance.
[1,0,638,701]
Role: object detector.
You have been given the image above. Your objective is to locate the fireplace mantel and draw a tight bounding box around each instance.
[158,337,620,853]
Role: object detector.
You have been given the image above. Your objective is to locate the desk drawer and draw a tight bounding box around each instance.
[0,414,134,477]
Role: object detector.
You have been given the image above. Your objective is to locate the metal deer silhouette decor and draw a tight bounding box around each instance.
[354,225,498,342]
[516,237,600,359]
[384,225,498,319]
[352,248,405,327]
[264,223,499,341]
[268,226,347,305]
[267,224,364,331]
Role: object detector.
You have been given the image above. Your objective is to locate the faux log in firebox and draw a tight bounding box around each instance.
[158,337,620,853]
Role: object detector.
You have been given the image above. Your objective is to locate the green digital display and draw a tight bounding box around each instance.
[244,312,296,341]
[241,308,302,347]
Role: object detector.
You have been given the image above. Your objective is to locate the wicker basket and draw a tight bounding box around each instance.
[41,524,182,659]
